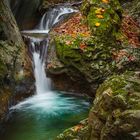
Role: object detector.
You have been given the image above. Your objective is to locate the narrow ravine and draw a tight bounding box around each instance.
[0,5,90,140]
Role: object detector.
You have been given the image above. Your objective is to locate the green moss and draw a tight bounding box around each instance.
[51,0,140,98]
[88,72,140,139]
[82,0,122,36]
[56,119,90,140]
[54,30,125,87]
[51,0,125,89]
[55,35,85,63]
[56,72,140,140]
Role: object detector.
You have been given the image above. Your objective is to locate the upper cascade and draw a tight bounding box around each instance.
[22,6,78,34]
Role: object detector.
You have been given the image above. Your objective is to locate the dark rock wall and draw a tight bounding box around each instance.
[9,0,41,30]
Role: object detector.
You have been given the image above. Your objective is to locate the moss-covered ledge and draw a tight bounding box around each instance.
[56,119,90,140]
[48,0,140,95]
[56,71,140,140]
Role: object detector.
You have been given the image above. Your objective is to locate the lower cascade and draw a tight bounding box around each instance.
[0,5,90,140]
[31,38,50,94]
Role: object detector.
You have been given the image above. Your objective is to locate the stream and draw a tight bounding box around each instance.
[0,5,91,140]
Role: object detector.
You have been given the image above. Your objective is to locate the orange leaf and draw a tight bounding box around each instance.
[65,40,71,45]
[74,125,83,132]
[96,15,104,19]
[102,0,109,4]
[95,22,101,27]
[80,43,87,50]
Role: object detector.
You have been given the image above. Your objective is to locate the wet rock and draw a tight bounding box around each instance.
[0,40,32,122]
[88,71,140,140]
[47,40,91,95]
[0,88,12,123]
[56,71,140,140]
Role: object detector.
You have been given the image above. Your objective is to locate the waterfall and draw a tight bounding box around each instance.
[30,40,50,94]
[10,5,78,110]
[22,6,78,34]
[22,6,77,95]
[37,7,78,31]
[7,8,91,139]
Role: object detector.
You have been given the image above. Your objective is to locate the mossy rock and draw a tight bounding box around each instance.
[56,71,140,140]
[88,71,140,140]
[0,41,25,87]
[50,0,140,96]
[81,0,122,36]
[56,119,90,140]
[57,72,140,140]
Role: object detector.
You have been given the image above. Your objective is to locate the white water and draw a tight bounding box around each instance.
[22,6,78,34]
[38,7,78,30]
[11,6,79,113]
[33,52,50,94]
[26,6,77,95]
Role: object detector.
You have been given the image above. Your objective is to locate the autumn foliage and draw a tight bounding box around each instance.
[54,13,91,37]
[53,13,91,50]
[121,14,140,48]
[53,10,140,64]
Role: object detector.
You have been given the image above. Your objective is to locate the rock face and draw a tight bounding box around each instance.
[40,0,81,12]
[0,0,28,122]
[57,72,140,140]
[9,0,41,30]
[55,0,140,139]
[0,41,24,122]
[88,72,140,140]
[48,0,140,95]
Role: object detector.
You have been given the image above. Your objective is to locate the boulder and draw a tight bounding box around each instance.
[56,71,140,140]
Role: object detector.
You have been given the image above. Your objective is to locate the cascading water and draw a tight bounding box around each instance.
[23,6,78,95]
[37,7,77,31]
[22,6,78,34]
[27,36,51,95]
[0,5,91,140]
[32,43,50,94]
[11,5,80,110]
